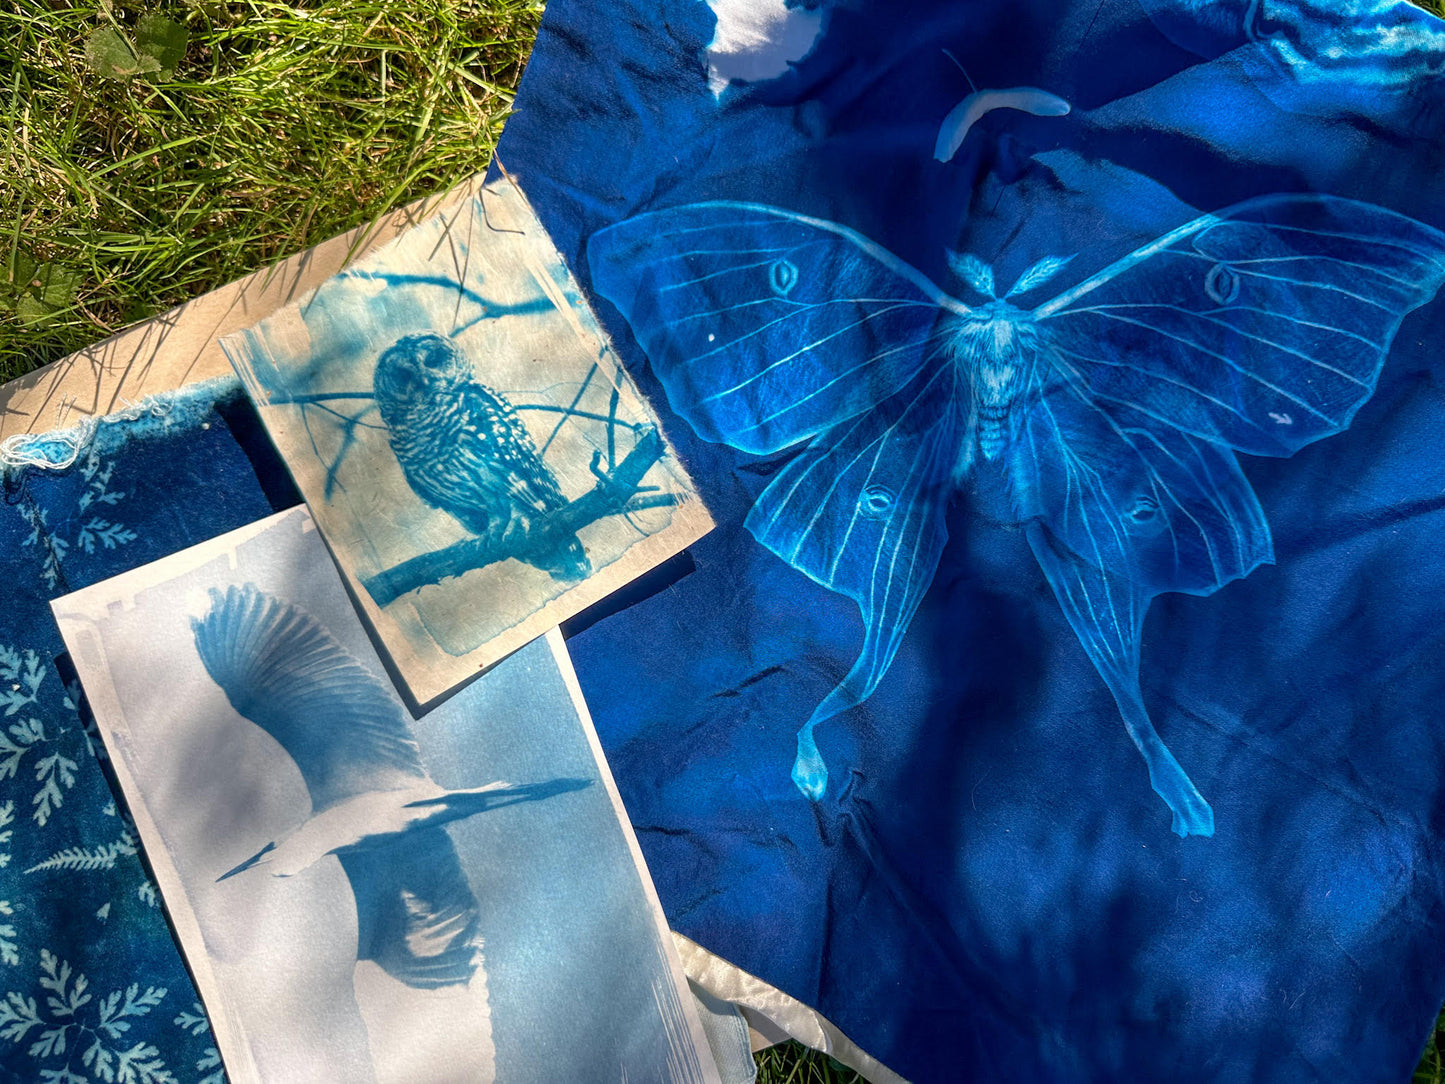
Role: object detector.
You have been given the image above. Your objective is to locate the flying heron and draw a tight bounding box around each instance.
[192,583,590,989]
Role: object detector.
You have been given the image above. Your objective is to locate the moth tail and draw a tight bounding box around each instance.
[1115,688,1215,839]
[791,630,894,802]
[792,724,829,802]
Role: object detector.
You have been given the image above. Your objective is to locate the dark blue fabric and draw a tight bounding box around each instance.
[0,381,296,1083]
[493,1,1445,1080]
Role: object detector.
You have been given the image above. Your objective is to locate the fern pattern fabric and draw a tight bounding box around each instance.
[0,381,297,1084]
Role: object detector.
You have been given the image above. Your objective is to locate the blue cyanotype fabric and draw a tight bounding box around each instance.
[492,1,1445,1080]
[0,379,297,1083]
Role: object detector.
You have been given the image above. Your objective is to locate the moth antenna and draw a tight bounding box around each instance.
[941,49,977,93]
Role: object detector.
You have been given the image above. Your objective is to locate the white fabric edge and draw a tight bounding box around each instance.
[672,933,911,1084]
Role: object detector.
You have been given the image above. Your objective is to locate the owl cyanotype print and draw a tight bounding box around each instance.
[373,332,591,580]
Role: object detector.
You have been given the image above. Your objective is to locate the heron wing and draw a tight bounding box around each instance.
[191,583,426,811]
[340,827,483,989]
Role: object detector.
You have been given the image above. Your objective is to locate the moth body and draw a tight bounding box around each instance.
[945,301,1043,463]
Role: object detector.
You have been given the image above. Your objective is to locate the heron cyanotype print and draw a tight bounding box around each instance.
[373,332,591,582]
[51,504,724,1083]
[588,194,1445,836]
[192,582,590,988]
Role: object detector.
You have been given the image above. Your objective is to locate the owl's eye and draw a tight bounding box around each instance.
[422,350,450,370]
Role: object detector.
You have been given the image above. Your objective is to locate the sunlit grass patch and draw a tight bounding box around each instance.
[0,0,541,381]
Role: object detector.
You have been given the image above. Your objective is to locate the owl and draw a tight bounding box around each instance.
[372,332,591,581]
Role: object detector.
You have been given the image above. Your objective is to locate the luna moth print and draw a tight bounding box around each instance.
[586,195,1445,837]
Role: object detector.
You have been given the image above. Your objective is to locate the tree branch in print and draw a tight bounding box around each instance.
[262,392,386,501]
[360,426,677,606]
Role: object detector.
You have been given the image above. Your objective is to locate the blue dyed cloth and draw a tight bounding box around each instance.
[492,1,1445,1080]
[0,381,296,1083]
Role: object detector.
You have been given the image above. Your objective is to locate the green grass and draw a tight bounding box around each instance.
[4,2,1445,1081]
[756,1042,866,1083]
[5,0,1439,385]
[0,0,540,382]
[1418,1012,1445,1084]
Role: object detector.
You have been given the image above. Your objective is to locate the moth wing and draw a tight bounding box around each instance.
[1012,381,1250,837]
[1013,372,1273,601]
[1023,517,1216,837]
[588,201,959,454]
[1035,194,1445,457]
[747,368,960,717]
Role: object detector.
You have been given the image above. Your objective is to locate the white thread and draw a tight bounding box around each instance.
[0,375,237,475]
[113,394,172,420]
[0,418,98,470]
[0,392,171,471]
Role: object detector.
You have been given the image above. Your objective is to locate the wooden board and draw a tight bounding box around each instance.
[0,181,478,440]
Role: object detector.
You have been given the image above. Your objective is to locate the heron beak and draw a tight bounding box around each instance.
[459,777,593,815]
[406,777,594,815]
[498,777,594,804]
[216,840,277,882]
